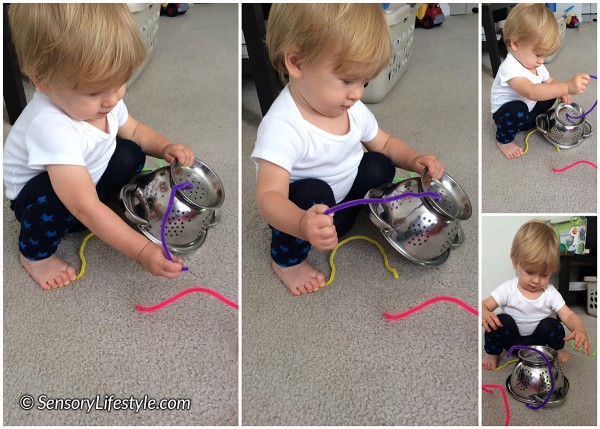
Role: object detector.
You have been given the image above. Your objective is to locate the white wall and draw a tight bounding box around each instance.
[555,3,597,22]
[481,215,571,299]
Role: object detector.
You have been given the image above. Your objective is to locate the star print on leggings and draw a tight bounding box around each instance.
[40,213,54,222]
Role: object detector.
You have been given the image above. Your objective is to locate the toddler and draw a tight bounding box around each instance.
[251,4,444,296]
[490,3,590,159]
[4,4,195,289]
[482,220,591,370]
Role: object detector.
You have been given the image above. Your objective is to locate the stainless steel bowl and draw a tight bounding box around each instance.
[119,158,223,254]
[367,174,470,266]
[536,102,593,149]
[505,345,569,408]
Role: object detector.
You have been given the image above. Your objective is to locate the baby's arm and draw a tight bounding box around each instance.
[118,115,195,167]
[557,304,592,355]
[481,296,502,332]
[509,74,590,102]
[363,128,445,179]
[46,164,185,278]
[255,159,337,250]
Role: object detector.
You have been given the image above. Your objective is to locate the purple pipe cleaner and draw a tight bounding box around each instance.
[506,345,555,410]
[566,74,597,122]
[323,191,442,215]
[161,181,194,272]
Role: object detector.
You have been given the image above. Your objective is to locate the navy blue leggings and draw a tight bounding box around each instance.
[10,139,145,260]
[270,151,395,267]
[493,98,556,143]
[484,313,566,355]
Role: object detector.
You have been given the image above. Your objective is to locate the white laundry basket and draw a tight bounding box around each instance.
[128,3,160,86]
[362,4,415,103]
[585,276,597,317]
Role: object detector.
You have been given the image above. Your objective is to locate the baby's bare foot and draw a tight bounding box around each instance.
[482,354,500,370]
[272,260,326,296]
[20,253,77,290]
[557,348,571,363]
[496,141,523,159]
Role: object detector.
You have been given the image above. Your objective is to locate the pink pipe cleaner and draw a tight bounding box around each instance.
[384,295,478,320]
[137,287,239,313]
[482,384,511,426]
[552,160,597,172]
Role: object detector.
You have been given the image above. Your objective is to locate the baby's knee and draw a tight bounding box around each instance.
[537,317,564,333]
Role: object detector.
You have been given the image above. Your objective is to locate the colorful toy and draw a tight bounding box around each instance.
[415,3,445,29]
[566,14,580,28]
[160,3,189,17]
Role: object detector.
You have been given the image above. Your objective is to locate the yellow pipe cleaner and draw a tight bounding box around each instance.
[322,235,398,288]
[76,232,95,280]
[523,129,560,156]
[494,359,518,371]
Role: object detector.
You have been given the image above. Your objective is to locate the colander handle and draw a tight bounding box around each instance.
[583,120,593,138]
[535,114,549,135]
[368,212,393,234]
[531,387,567,408]
[119,184,150,226]
[450,225,465,249]
[208,208,221,228]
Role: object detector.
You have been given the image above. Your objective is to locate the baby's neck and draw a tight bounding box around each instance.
[288,85,350,136]
[517,284,545,300]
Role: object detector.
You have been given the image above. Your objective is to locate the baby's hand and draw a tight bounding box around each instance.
[412,154,445,179]
[136,242,185,279]
[482,310,503,333]
[299,204,337,251]
[162,143,195,167]
[566,74,590,95]
[560,94,573,105]
[564,330,592,356]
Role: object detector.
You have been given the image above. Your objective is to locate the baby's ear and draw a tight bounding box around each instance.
[284,52,303,79]
[29,75,49,93]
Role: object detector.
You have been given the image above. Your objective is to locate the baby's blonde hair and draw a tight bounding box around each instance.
[510,220,560,274]
[503,3,560,56]
[9,3,146,92]
[266,3,391,84]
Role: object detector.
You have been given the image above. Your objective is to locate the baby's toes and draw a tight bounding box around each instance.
[305,277,320,293]
[314,271,326,287]
[296,283,308,295]
[65,265,77,281]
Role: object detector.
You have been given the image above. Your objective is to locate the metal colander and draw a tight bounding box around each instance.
[367,174,469,266]
[555,103,586,126]
[171,160,224,209]
[419,169,472,220]
[119,158,223,254]
[536,102,593,149]
[505,346,569,408]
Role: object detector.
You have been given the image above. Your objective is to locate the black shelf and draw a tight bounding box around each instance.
[558,253,597,306]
